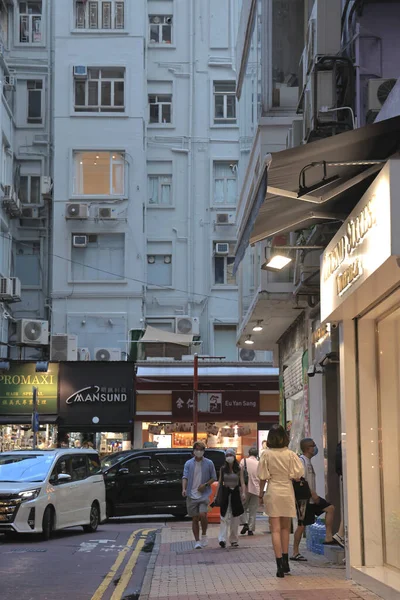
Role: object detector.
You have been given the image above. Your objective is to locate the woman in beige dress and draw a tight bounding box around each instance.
[258,424,304,578]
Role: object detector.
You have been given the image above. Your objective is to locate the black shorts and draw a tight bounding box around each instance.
[296,497,331,526]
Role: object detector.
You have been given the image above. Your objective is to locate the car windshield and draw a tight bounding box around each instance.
[0,454,54,483]
[101,453,130,469]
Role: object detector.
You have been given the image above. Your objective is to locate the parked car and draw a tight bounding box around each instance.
[0,449,106,540]
[102,448,226,518]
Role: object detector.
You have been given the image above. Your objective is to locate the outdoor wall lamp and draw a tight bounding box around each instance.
[262,255,292,271]
[252,321,263,332]
[35,361,49,373]
[244,335,254,345]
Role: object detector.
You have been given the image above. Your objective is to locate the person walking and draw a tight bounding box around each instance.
[292,437,338,562]
[240,447,260,536]
[182,441,217,550]
[217,448,246,548]
[258,424,304,578]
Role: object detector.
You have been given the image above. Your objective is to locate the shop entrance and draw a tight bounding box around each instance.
[376,305,400,571]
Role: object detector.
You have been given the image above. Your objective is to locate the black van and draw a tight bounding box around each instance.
[102,448,225,518]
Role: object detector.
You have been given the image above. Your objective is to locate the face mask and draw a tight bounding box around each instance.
[194,450,204,458]
[226,456,235,464]
[313,446,319,457]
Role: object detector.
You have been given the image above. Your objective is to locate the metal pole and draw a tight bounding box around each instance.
[32,386,38,450]
[193,353,198,443]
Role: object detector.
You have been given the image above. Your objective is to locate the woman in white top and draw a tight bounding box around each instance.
[258,424,304,578]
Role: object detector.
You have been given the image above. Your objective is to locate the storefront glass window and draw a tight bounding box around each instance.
[377,307,400,571]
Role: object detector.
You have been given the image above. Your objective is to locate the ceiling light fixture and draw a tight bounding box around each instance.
[245,335,254,345]
[253,320,263,332]
[262,255,292,271]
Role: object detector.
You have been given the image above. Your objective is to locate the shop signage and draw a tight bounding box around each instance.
[172,391,259,421]
[58,363,133,428]
[321,164,394,322]
[0,363,58,415]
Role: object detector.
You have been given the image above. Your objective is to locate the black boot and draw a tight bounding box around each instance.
[282,553,290,573]
[276,557,285,578]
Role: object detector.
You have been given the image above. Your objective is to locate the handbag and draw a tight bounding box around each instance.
[243,459,249,486]
[292,477,311,501]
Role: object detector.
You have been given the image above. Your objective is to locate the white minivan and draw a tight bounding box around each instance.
[0,449,106,540]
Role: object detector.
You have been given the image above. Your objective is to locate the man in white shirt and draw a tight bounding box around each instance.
[239,448,260,535]
[292,438,337,561]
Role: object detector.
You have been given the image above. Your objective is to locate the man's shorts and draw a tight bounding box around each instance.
[296,497,331,526]
[186,497,209,517]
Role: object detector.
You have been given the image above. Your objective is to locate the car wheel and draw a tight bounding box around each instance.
[42,506,54,541]
[83,502,100,533]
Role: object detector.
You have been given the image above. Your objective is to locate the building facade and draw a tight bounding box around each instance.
[235,0,400,597]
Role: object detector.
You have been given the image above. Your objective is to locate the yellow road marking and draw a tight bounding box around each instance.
[111,529,155,600]
[90,528,143,600]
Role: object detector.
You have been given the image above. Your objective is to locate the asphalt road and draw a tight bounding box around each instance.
[0,516,171,600]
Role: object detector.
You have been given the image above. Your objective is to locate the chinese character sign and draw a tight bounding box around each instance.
[172,391,259,421]
[0,363,59,415]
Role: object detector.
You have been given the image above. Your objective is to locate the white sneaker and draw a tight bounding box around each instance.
[333,533,345,548]
[201,535,208,547]
[194,541,202,550]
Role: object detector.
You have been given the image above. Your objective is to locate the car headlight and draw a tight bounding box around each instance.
[18,488,41,502]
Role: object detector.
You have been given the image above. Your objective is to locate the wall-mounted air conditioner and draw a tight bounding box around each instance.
[50,334,78,361]
[214,242,229,255]
[21,206,40,219]
[66,203,89,219]
[239,348,273,363]
[94,348,122,361]
[73,234,88,248]
[304,0,341,77]
[175,317,200,336]
[73,65,88,78]
[216,213,235,226]
[16,319,49,345]
[78,347,90,361]
[96,206,116,220]
[3,186,21,217]
[368,78,397,112]
[4,76,16,90]
[0,277,13,300]
[10,277,21,301]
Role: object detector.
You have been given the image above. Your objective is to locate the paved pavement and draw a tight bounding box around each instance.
[141,519,383,600]
[0,516,164,600]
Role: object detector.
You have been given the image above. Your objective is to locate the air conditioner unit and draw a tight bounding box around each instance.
[3,185,13,200]
[50,334,78,361]
[16,319,49,346]
[175,317,200,335]
[73,65,88,78]
[94,347,122,361]
[215,242,229,255]
[73,234,88,248]
[239,348,273,363]
[0,277,13,300]
[41,176,53,195]
[305,0,341,75]
[66,203,89,219]
[4,76,15,90]
[21,206,40,219]
[96,206,116,220]
[216,213,235,226]
[78,347,90,361]
[10,277,21,301]
[2,186,21,217]
[368,78,397,112]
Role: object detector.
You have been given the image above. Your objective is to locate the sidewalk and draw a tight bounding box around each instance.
[141,519,383,600]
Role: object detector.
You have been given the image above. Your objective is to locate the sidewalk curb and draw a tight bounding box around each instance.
[139,529,163,600]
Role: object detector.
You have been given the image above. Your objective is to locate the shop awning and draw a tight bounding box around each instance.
[234,115,400,272]
[0,415,58,425]
[140,326,194,347]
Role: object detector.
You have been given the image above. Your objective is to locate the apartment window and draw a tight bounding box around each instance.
[19,175,41,204]
[19,1,42,44]
[149,94,172,124]
[73,151,124,196]
[214,82,236,124]
[15,241,41,287]
[213,243,236,285]
[75,0,125,30]
[149,15,172,44]
[71,233,125,282]
[27,80,43,124]
[148,175,172,206]
[213,162,237,205]
[74,68,125,113]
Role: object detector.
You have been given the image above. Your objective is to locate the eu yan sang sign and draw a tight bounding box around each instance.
[321,161,400,322]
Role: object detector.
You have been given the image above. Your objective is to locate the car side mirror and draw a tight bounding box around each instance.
[118,467,129,476]
[55,473,72,484]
